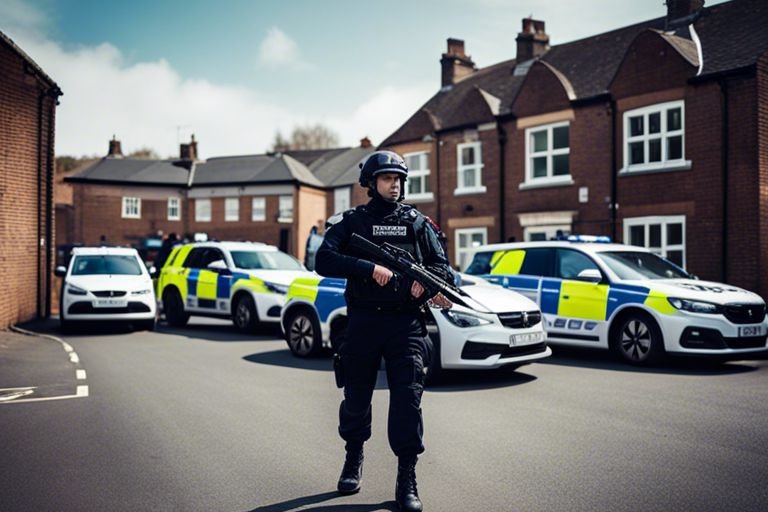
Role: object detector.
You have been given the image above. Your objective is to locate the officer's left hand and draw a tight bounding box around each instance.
[411,280,425,298]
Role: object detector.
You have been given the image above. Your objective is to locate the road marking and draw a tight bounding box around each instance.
[6,325,90,404]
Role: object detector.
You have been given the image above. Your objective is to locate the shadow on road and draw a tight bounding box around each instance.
[245,491,397,511]
[542,346,764,375]
[426,367,537,392]
[158,322,280,342]
[244,349,333,372]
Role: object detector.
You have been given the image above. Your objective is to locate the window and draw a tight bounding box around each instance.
[225,197,239,222]
[122,197,141,219]
[623,101,685,172]
[519,248,555,277]
[278,195,293,222]
[195,198,211,222]
[334,187,351,214]
[525,122,570,183]
[455,227,487,271]
[455,142,486,195]
[524,225,571,242]
[404,151,432,200]
[167,197,180,221]
[556,249,600,280]
[624,216,686,268]
[251,197,266,221]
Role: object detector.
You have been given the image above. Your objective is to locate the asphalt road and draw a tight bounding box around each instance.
[1,318,767,512]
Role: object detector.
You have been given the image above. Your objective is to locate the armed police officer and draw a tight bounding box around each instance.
[315,150,453,512]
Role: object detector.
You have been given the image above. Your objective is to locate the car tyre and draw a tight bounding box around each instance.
[163,289,189,327]
[611,310,664,365]
[286,309,322,357]
[233,294,258,332]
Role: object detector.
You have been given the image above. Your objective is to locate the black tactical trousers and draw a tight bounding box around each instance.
[338,308,430,457]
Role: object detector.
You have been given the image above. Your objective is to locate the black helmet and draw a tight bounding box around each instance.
[358,150,408,188]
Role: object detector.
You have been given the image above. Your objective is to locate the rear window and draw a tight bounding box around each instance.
[71,255,143,276]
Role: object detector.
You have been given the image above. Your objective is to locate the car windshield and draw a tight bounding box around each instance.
[71,255,143,276]
[230,250,303,270]
[596,251,690,280]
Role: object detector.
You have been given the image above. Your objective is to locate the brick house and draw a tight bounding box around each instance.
[0,30,62,329]
[64,137,372,264]
[381,0,768,300]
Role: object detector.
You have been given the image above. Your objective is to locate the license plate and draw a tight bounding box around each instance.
[510,332,543,346]
[739,325,765,337]
[94,299,127,308]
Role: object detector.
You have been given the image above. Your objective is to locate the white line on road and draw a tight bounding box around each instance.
[0,386,89,404]
[76,369,87,380]
[69,352,80,364]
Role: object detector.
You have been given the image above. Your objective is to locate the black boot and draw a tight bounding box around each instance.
[337,445,364,494]
[395,455,422,511]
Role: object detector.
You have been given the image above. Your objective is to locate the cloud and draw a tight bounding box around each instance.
[258,27,306,69]
[0,6,434,159]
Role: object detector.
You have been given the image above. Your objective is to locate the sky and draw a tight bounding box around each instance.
[1,0,729,159]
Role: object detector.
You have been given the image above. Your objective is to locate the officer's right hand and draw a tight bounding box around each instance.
[372,264,393,287]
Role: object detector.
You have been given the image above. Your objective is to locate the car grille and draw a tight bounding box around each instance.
[91,290,127,298]
[498,311,542,329]
[725,336,767,349]
[68,302,151,314]
[723,304,766,324]
[461,341,548,360]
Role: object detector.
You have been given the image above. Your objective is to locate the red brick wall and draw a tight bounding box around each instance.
[0,40,57,328]
[758,54,768,301]
[511,61,572,118]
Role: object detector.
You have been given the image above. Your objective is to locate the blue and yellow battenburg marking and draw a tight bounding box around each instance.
[484,249,677,321]
[158,244,281,308]
[286,276,347,323]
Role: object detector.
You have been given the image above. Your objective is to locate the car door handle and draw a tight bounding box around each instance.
[562,295,570,299]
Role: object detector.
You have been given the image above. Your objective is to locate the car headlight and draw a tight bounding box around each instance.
[441,309,492,328]
[667,297,723,314]
[66,284,88,296]
[264,281,289,294]
[131,289,153,295]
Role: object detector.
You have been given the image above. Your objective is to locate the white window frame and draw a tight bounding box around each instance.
[623,215,686,268]
[454,142,486,195]
[224,197,239,222]
[278,195,293,223]
[455,227,488,271]
[167,197,180,221]
[333,187,351,214]
[525,121,571,184]
[122,197,141,219]
[404,151,433,201]
[524,225,571,242]
[195,198,211,222]
[251,197,266,222]
[622,100,688,173]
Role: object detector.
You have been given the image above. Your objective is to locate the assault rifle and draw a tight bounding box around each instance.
[349,233,491,313]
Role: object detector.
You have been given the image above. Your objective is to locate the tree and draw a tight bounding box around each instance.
[271,124,339,151]
[128,147,160,159]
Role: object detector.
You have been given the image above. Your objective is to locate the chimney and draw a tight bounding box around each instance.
[440,38,476,87]
[666,0,705,27]
[516,18,549,62]
[107,135,123,158]
[179,134,198,161]
[360,136,372,148]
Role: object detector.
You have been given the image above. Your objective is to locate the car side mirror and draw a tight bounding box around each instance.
[575,268,603,283]
[148,266,158,278]
[207,259,230,273]
[54,265,67,277]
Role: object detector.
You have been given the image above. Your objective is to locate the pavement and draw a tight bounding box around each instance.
[0,320,87,403]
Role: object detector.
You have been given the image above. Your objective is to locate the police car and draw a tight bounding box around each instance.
[464,237,768,364]
[157,241,315,331]
[280,273,551,379]
[55,246,157,332]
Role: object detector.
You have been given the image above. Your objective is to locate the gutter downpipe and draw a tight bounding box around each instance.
[719,78,729,282]
[434,133,442,228]
[498,123,508,242]
[609,98,618,241]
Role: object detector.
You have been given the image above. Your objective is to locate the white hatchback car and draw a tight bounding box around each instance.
[56,247,157,332]
[281,273,551,380]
